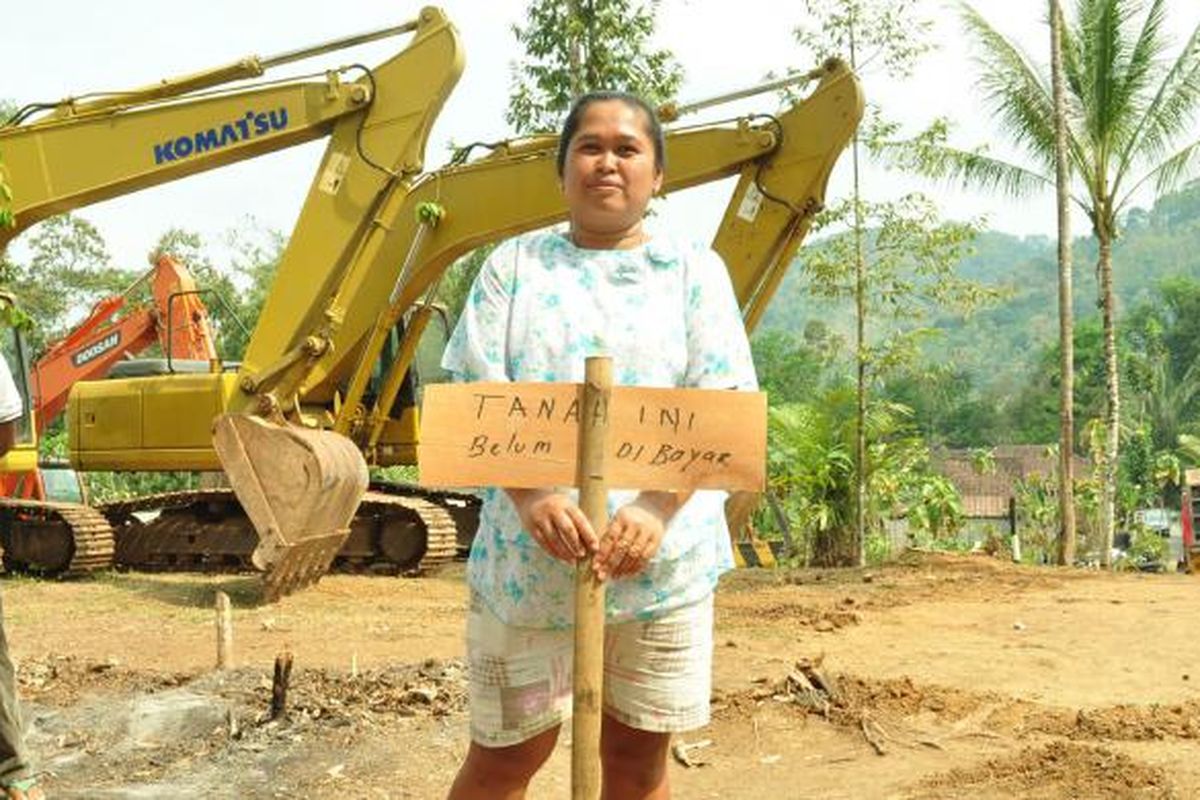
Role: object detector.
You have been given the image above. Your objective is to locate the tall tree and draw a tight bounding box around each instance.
[895,0,1200,566]
[793,0,937,566]
[1049,0,1077,565]
[507,0,683,134]
[799,187,990,563]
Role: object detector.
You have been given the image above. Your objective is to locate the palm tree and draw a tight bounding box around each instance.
[1135,352,1200,454]
[897,0,1200,566]
[1177,432,1200,468]
[1049,0,1076,566]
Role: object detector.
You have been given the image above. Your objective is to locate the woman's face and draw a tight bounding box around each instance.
[561,100,663,243]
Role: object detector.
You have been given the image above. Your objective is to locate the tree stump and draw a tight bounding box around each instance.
[271,651,294,720]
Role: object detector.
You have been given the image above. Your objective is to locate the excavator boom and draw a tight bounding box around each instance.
[0,13,452,252]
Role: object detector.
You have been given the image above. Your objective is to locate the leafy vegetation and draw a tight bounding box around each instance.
[756,177,1200,546]
[763,389,963,566]
[890,0,1200,562]
[507,0,683,134]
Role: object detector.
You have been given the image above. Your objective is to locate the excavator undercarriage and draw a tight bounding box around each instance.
[0,484,477,589]
[97,484,472,596]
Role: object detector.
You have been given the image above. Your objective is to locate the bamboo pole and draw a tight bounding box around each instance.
[215,591,233,669]
[572,356,612,800]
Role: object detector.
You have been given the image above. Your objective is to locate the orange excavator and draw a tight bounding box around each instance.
[0,253,218,502]
[0,255,222,574]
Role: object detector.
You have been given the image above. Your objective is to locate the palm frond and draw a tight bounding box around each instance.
[1170,359,1200,416]
[1124,0,1167,99]
[1077,0,1144,148]
[1062,7,1088,104]
[958,2,1060,169]
[883,137,1057,200]
[1116,14,1200,190]
[1060,10,1107,176]
[1179,432,1200,465]
[1144,137,1200,197]
[1108,0,1167,152]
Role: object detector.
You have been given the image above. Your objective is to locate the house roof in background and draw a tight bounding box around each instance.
[934,445,1091,518]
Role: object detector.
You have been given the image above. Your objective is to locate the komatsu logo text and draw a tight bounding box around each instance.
[73,332,121,367]
[154,108,289,165]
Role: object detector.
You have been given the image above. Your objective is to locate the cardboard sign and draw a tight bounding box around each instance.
[418,381,765,491]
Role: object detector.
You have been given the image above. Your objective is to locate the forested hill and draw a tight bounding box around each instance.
[758,181,1200,396]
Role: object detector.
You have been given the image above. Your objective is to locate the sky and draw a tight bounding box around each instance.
[5,0,1200,272]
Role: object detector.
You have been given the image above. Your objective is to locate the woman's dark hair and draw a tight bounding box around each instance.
[555,91,665,177]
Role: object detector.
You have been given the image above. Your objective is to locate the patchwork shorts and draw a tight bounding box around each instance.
[466,593,714,748]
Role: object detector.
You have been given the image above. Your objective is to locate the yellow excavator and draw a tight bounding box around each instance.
[0,6,863,598]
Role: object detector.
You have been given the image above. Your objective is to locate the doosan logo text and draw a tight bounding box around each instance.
[72,332,121,367]
[153,108,289,164]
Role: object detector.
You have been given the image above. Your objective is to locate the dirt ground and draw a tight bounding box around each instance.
[3,552,1198,799]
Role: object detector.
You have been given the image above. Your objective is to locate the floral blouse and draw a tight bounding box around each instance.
[441,228,758,628]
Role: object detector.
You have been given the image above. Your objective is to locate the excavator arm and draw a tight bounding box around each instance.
[0,8,462,254]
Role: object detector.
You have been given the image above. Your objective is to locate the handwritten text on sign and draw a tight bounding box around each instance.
[418,382,765,491]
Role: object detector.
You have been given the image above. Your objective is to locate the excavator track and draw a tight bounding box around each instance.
[366,481,480,557]
[102,489,257,571]
[0,498,116,577]
[98,485,476,586]
[337,491,460,574]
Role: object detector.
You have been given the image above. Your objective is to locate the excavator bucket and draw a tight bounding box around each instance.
[212,414,368,601]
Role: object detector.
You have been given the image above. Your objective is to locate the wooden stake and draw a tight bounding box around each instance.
[271,650,294,720]
[215,591,233,669]
[572,356,611,800]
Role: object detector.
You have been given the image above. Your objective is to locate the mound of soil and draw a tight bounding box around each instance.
[910,741,1176,799]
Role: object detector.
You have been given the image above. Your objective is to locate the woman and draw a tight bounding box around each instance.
[444,90,757,800]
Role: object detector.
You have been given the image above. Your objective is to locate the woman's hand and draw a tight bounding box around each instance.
[593,492,689,581]
[593,502,665,581]
[506,489,598,563]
